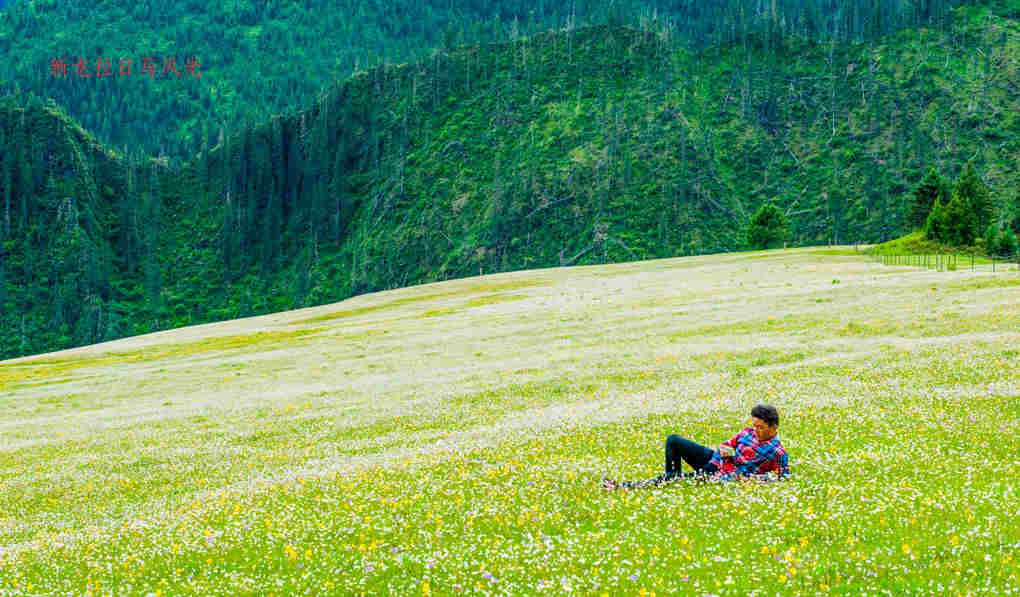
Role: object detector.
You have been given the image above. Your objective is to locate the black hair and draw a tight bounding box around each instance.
[751,404,779,427]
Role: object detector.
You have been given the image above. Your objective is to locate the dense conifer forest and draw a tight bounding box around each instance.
[1,0,979,157]
[0,0,1018,359]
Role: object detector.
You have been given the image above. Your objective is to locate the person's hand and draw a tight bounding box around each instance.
[719,444,735,458]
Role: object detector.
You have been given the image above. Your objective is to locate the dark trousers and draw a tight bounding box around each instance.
[624,434,718,488]
[664,434,718,477]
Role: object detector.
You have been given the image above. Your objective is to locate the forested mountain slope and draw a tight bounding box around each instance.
[1,4,1018,359]
[0,0,976,158]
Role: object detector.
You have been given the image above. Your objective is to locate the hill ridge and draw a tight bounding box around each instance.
[1,10,1018,359]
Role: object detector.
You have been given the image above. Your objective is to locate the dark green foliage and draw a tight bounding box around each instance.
[909,167,945,230]
[922,160,998,247]
[0,0,969,160]
[954,161,993,235]
[0,103,124,355]
[982,223,1000,255]
[943,191,976,246]
[748,200,788,250]
[923,197,947,250]
[999,228,1017,256]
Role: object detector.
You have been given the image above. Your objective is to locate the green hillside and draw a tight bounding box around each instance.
[0,0,972,158]
[1,4,1019,359]
[1,249,1018,594]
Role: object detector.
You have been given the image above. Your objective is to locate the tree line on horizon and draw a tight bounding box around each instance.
[747,166,1020,252]
[908,163,1019,256]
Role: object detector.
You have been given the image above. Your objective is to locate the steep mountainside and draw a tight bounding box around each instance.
[0,0,974,158]
[1,4,1018,359]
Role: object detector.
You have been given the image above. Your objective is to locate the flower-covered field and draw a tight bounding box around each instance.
[1,248,1018,596]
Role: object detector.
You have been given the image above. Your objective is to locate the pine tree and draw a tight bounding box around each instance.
[219,127,238,279]
[999,228,1017,257]
[909,167,942,230]
[943,190,974,246]
[263,190,280,274]
[330,145,346,244]
[924,195,947,242]
[954,161,991,240]
[238,125,255,271]
[50,173,74,334]
[143,162,163,316]
[747,199,787,249]
[119,153,139,272]
[982,223,999,256]
[285,116,303,247]
[15,112,30,232]
[222,185,236,281]
[263,119,284,271]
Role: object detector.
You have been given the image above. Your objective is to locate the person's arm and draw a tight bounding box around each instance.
[732,441,788,480]
[745,451,790,482]
[777,451,790,479]
[718,428,748,458]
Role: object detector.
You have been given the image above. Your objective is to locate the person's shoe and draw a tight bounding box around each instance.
[600,477,619,491]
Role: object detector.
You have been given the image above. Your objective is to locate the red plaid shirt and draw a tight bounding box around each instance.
[708,427,789,480]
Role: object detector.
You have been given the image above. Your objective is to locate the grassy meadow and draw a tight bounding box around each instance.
[1,247,1018,596]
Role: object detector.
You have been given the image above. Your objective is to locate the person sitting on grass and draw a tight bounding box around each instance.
[601,404,790,489]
